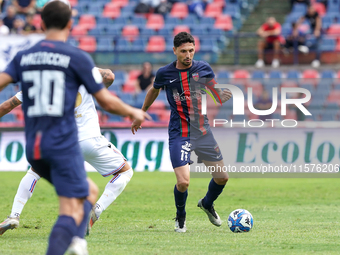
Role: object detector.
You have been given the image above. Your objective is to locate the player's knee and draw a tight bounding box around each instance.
[214,177,229,185]
[177,180,189,192]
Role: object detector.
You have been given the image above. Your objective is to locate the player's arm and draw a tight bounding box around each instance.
[97,68,115,88]
[93,88,151,122]
[0,95,22,118]
[0,73,14,92]
[131,87,160,134]
[215,88,232,103]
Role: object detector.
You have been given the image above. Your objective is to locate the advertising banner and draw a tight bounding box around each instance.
[0,128,339,173]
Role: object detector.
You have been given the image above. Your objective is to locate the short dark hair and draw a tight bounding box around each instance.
[41,1,72,30]
[173,32,195,48]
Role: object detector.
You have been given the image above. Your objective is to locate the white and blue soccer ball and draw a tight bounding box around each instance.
[227,209,253,233]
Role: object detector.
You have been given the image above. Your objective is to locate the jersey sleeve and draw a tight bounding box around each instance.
[15,91,23,102]
[153,68,165,89]
[3,54,20,83]
[74,51,104,94]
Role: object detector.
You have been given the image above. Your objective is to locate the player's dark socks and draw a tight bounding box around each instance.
[174,185,188,217]
[202,178,225,209]
[77,200,92,238]
[46,215,77,255]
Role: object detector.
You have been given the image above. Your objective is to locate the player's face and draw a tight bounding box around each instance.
[173,43,195,68]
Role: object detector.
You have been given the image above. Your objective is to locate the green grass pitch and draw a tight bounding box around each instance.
[1,172,340,255]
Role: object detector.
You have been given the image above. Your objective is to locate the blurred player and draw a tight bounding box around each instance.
[0,1,149,255]
[131,32,232,233]
[0,68,133,238]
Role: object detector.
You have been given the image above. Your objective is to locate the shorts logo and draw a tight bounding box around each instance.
[192,73,199,81]
[181,141,191,162]
[181,141,192,152]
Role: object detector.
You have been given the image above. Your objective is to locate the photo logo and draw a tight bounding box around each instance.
[201,84,312,116]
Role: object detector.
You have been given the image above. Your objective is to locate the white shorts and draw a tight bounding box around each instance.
[79,136,126,177]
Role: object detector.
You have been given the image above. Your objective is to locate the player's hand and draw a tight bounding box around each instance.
[220,89,232,103]
[130,109,152,134]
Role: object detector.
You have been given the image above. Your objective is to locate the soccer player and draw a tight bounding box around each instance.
[132,32,232,233]
[0,2,149,255]
[0,68,133,237]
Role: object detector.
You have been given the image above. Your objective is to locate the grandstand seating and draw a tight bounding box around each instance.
[2,69,339,124]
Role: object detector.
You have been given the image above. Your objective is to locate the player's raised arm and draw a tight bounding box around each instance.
[0,94,22,118]
[0,73,14,92]
[131,87,160,134]
[97,68,115,88]
[93,88,151,123]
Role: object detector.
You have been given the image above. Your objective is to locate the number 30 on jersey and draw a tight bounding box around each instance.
[23,70,65,117]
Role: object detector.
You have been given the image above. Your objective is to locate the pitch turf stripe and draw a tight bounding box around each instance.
[179,72,190,137]
[33,132,42,160]
[29,179,37,192]
[102,162,126,177]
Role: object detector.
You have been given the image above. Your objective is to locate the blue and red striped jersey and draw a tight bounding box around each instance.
[154,60,217,138]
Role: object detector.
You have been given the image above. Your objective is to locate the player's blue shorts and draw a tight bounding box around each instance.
[169,130,223,169]
[27,146,88,198]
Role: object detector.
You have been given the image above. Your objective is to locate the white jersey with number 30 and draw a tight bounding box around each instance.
[15,85,101,141]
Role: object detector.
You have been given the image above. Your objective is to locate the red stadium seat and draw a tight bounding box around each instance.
[78,15,96,30]
[103,3,121,19]
[146,14,164,30]
[302,69,319,85]
[68,0,78,7]
[128,69,142,80]
[149,100,166,111]
[234,70,250,79]
[78,36,96,52]
[71,25,88,36]
[122,25,139,42]
[32,14,41,30]
[204,3,222,18]
[336,40,340,51]
[213,0,226,7]
[327,24,340,36]
[159,110,171,121]
[170,3,188,19]
[327,90,340,103]
[146,36,166,52]
[123,70,141,93]
[232,69,249,86]
[193,36,200,51]
[173,25,190,36]
[214,15,233,31]
[312,3,326,16]
[302,69,319,79]
[110,0,128,8]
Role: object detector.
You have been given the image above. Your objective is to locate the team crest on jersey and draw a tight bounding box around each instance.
[192,73,199,81]
[214,144,220,154]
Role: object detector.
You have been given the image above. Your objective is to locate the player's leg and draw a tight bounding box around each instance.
[169,137,191,233]
[93,163,133,220]
[67,177,98,255]
[0,167,40,235]
[173,164,190,232]
[33,152,93,255]
[80,136,133,234]
[195,132,227,226]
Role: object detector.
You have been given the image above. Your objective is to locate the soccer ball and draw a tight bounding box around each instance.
[227,209,253,233]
